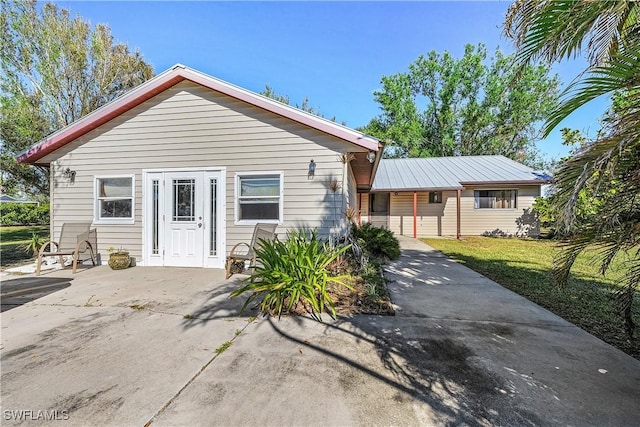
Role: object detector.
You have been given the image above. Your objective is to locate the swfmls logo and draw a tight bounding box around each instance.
[3,409,69,421]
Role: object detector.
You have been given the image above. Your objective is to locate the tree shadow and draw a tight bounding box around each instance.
[178,245,544,424]
[427,248,640,359]
[1,277,72,312]
[262,315,542,426]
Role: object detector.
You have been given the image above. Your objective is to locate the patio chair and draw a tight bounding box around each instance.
[225,223,277,279]
[36,222,97,276]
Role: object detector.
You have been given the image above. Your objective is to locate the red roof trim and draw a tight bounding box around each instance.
[18,65,379,164]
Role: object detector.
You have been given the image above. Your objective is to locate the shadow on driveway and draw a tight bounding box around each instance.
[1,277,72,312]
[177,270,541,425]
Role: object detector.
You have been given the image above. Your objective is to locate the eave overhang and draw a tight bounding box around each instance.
[17,64,380,165]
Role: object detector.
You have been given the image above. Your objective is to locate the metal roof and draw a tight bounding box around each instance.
[372,156,551,191]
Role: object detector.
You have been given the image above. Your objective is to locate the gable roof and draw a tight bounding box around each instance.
[17,64,381,164]
[372,156,551,191]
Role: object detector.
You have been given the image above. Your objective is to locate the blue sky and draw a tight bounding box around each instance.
[56,1,609,162]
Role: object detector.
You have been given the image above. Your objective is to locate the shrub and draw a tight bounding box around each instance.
[20,231,44,257]
[230,229,352,320]
[0,202,49,225]
[351,222,401,260]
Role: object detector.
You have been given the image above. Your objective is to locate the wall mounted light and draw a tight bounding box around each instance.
[366,151,376,163]
[63,168,76,180]
[308,159,316,178]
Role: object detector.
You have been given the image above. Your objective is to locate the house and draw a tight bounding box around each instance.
[360,156,550,238]
[0,194,38,205]
[17,64,382,268]
[18,64,548,269]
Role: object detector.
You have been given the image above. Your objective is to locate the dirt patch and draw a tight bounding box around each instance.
[329,279,395,316]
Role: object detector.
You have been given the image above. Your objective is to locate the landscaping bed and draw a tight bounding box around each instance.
[231,224,399,320]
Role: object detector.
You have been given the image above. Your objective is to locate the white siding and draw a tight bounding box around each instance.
[459,186,540,237]
[385,186,540,237]
[388,192,457,237]
[48,81,365,263]
[359,192,369,225]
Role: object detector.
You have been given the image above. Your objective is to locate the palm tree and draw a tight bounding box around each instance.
[504,0,640,338]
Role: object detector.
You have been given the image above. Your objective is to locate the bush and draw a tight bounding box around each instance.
[0,202,49,225]
[351,222,401,260]
[230,229,353,320]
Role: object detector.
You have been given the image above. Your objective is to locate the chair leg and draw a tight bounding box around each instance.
[88,245,96,266]
[225,257,233,279]
[72,254,78,274]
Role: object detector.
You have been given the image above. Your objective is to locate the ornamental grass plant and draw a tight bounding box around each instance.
[230,229,352,320]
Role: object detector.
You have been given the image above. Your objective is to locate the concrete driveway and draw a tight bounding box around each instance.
[1,238,639,426]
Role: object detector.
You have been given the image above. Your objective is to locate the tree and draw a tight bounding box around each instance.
[505,0,640,338]
[361,44,559,167]
[0,0,154,198]
[260,85,343,124]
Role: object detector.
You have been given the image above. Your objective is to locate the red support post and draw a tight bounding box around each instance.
[456,189,461,240]
[413,191,417,239]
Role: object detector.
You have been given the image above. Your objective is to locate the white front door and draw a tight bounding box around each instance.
[144,169,225,268]
[164,172,204,267]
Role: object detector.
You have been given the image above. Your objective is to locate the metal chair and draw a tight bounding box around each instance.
[36,222,97,276]
[225,223,277,279]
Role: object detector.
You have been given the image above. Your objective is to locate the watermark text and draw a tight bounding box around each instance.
[4,409,69,421]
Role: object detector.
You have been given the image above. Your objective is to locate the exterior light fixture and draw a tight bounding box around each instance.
[63,168,76,180]
[366,151,376,163]
[308,159,316,178]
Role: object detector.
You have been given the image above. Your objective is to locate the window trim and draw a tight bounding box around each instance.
[94,174,135,224]
[474,188,518,210]
[234,171,284,225]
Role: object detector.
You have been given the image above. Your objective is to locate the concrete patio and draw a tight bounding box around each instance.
[1,238,639,426]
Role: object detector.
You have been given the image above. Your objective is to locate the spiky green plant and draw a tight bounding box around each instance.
[351,222,401,261]
[20,231,43,257]
[230,229,352,320]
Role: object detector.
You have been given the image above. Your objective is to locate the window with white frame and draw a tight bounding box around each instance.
[95,176,134,222]
[236,173,282,222]
[474,189,517,209]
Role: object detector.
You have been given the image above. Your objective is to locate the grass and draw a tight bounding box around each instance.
[215,341,233,355]
[423,237,640,360]
[0,225,50,269]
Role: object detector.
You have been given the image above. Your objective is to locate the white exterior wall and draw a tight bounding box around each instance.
[382,185,540,237]
[359,192,369,225]
[459,186,540,236]
[46,81,366,263]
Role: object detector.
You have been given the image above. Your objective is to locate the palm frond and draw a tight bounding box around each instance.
[505,0,639,68]
[544,48,640,135]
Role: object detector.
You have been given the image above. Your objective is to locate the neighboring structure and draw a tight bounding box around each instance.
[18,64,548,269]
[17,64,382,268]
[360,156,549,238]
[0,194,38,205]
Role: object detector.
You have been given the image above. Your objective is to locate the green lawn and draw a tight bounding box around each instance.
[423,237,639,360]
[0,225,50,269]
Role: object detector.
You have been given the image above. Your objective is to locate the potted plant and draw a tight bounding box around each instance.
[107,247,131,270]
